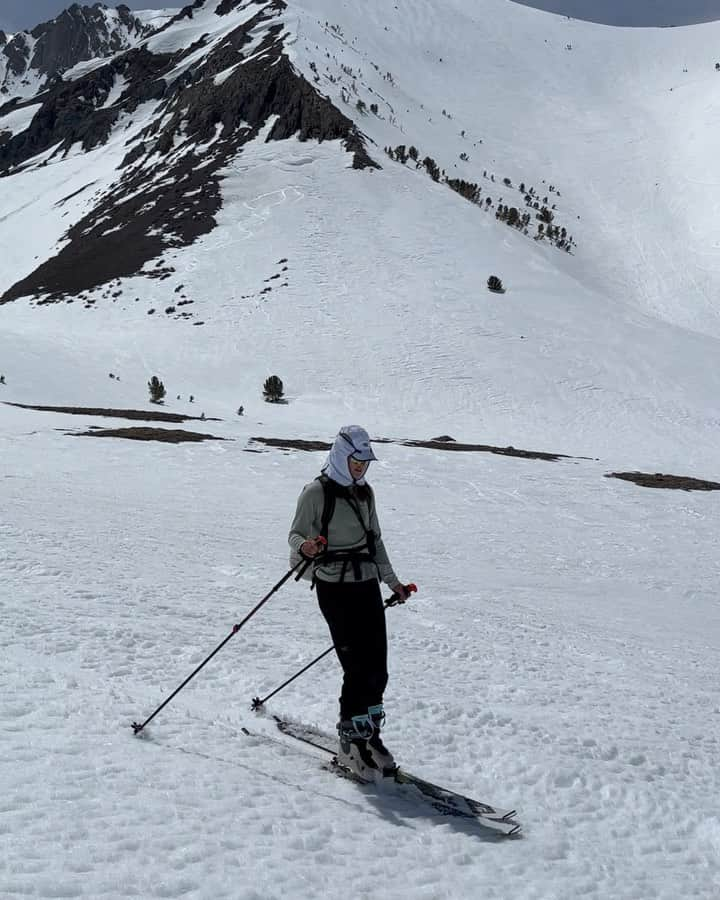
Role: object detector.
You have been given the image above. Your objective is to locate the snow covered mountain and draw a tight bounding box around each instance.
[1,0,374,308]
[3,0,720,464]
[4,2,720,897]
[0,3,160,100]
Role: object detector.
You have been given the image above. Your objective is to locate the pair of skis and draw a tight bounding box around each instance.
[261,715,521,837]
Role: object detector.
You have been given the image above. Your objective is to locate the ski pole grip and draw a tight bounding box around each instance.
[386,582,417,606]
[299,536,327,560]
[295,536,327,580]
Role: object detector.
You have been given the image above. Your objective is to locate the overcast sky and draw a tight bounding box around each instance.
[511,0,720,27]
[2,0,720,34]
[0,2,184,32]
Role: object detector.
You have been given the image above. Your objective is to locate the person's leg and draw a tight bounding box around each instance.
[346,580,395,771]
[317,579,387,721]
[317,579,391,777]
[354,579,388,713]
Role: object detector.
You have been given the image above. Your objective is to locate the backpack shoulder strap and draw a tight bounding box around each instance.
[316,474,336,542]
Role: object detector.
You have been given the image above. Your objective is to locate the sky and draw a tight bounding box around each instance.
[3,0,720,33]
[511,0,720,27]
[0,2,184,32]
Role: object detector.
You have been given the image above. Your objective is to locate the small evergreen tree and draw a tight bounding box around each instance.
[423,156,440,181]
[263,375,284,403]
[538,206,554,224]
[148,376,166,404]
[487,276,504,293]
[394,144,408,164]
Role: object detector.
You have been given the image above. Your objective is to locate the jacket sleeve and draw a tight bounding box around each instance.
[288,482,323,579]
[369,490,400,588]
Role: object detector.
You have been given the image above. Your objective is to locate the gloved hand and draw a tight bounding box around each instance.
[299,537,326,559]
[388,582,417,604]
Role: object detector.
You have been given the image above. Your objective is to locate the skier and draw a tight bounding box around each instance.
[288,425,410,779]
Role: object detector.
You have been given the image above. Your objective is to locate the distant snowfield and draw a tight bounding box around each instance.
[3,1,720,898]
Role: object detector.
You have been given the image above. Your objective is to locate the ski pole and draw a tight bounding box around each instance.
[251,583,417,711]
[131,554,318,735]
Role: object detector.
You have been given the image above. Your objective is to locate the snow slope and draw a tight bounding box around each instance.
[282,0,720,337]
[3,1,720,898]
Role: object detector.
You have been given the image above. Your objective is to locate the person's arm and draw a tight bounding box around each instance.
[368,491,401,589]
[288,482,323,556]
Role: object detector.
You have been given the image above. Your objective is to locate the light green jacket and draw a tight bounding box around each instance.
[288,479,399,586]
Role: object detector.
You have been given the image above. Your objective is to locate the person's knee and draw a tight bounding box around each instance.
[368,669,388,695]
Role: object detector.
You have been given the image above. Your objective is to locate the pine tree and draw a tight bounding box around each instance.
[148,376,166,404]
[487,276,504,293]
[263,375,284,403]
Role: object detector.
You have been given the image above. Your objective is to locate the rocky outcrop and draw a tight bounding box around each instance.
[1,3,151,97]
[2,33,32,82]
[0,48,171,169]
[28,3,145,76]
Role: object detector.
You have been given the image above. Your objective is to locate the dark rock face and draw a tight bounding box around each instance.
[0,48,171,168]
[1,3,150,96]
[29,3,145,77]
[0,0,379,304]
[2,33,32,81]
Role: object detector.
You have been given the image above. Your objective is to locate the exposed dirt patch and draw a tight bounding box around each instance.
[250,435,578,461]
[4,402,220,422]
[402,439,574,462]
[250,437,332,452]
[72,426,226,443]
[606,472,720,491]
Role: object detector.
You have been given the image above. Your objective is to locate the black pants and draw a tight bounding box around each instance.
[316,578,388,721]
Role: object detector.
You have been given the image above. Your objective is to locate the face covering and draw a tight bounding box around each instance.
[321,425,377,486]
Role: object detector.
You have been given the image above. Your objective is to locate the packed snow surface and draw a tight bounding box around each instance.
[2,0,720,898]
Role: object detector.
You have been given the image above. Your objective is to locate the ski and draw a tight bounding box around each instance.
[270,715,521,835]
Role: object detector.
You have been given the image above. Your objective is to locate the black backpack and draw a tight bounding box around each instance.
[314,475,377,582]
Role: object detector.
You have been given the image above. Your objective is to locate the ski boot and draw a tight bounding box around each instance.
[366,704,397,776]
[336,715,381,782]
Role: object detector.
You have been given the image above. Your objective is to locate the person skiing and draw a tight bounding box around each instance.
[288,425,410,780]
